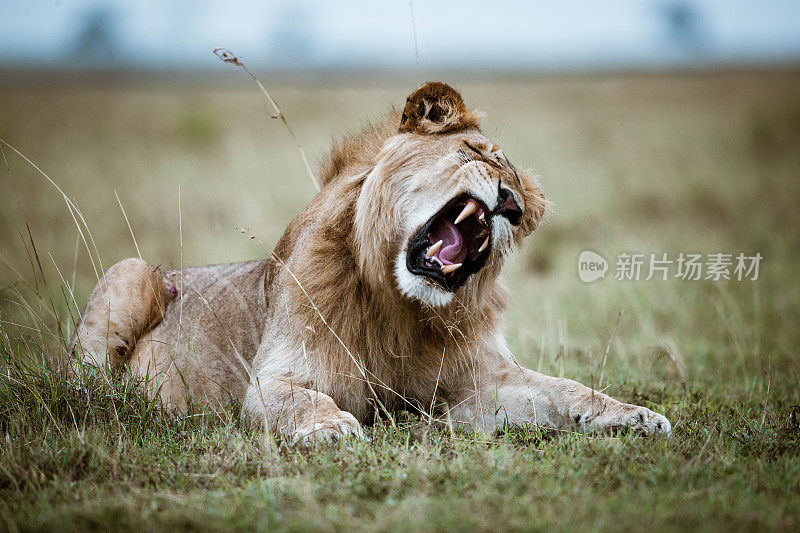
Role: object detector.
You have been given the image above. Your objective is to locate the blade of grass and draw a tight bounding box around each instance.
[212,48,320,192]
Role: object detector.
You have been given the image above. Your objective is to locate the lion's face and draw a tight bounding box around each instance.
[354,82,546,308]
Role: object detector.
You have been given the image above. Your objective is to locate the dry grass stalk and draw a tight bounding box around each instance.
[409,0,420,86]
[212,48,320,192]
[760,365,771,427]
[114,191,142,260]
[598,310,624,389]
[0,139,105,289]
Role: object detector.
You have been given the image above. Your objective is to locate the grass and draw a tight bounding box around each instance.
[1,70,800,531]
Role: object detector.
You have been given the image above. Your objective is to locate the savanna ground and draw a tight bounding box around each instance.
[0,70,799,531]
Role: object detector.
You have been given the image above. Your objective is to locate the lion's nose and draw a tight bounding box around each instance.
[494,187,522,225]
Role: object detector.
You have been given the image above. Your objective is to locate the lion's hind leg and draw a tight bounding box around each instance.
[71,258,176,373]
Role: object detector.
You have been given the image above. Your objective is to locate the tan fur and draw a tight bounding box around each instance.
[73,82,670,443]
[71,258,175,372]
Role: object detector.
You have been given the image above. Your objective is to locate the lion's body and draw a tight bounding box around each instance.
[126,176,504,423]
[73,82,671,442]
[128,261,267,410]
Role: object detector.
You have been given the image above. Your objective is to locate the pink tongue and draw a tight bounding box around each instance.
[429,217,466,265]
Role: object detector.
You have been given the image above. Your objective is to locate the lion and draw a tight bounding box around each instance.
[71,82,671,443]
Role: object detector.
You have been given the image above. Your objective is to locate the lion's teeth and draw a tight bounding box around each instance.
[479,212,485,223]
[479,236,489,252]
[426,240,443,258]
[440,263,462,274]
[454,201,479,224]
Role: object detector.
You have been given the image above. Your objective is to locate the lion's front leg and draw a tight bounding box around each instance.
[241,374,364,445]
[448,362,671,436]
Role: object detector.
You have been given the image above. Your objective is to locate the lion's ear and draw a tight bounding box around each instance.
[398,81,481,134]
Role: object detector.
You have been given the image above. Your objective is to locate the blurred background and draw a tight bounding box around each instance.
[2,0,800,71]
[1,1,798,397]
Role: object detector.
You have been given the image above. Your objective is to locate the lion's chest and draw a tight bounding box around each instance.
[326,334,465,419]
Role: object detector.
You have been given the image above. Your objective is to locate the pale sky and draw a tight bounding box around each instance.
[1,0,799,70]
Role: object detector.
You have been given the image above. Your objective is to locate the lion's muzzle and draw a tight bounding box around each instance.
[406,194,494,291]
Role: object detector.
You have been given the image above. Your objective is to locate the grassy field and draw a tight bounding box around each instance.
[1,70,799,531]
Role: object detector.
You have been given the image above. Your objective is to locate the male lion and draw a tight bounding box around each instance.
[72,82,671,443]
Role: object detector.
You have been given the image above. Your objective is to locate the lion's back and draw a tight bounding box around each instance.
[129,260,270,409]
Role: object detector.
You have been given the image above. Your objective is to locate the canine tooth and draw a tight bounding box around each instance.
[426,240,443,257]
[479,236,490,252]
[440,263,462,274]
[479,212,485,223]
[454,201,479,224]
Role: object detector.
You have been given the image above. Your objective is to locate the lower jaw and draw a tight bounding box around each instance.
[409,246,492,291]
[408,263,479,292]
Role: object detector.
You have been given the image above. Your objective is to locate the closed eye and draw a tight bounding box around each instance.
[502,153,522,186]
[464,140,521,186]
[462,141,503,170]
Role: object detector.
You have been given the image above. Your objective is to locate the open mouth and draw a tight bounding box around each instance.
[406,194,492,292]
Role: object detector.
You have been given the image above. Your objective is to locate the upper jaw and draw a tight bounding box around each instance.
[406,193,493,292]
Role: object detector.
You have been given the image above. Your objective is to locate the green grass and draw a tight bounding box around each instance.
[1,71,800,531]
[1,353,798,531]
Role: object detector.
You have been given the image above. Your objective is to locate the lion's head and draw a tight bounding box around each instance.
[320,82,546,309]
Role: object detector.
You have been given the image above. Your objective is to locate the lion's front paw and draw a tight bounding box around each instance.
[620,406,671,436]
[573,403,671,437]
[292,412,364,446]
